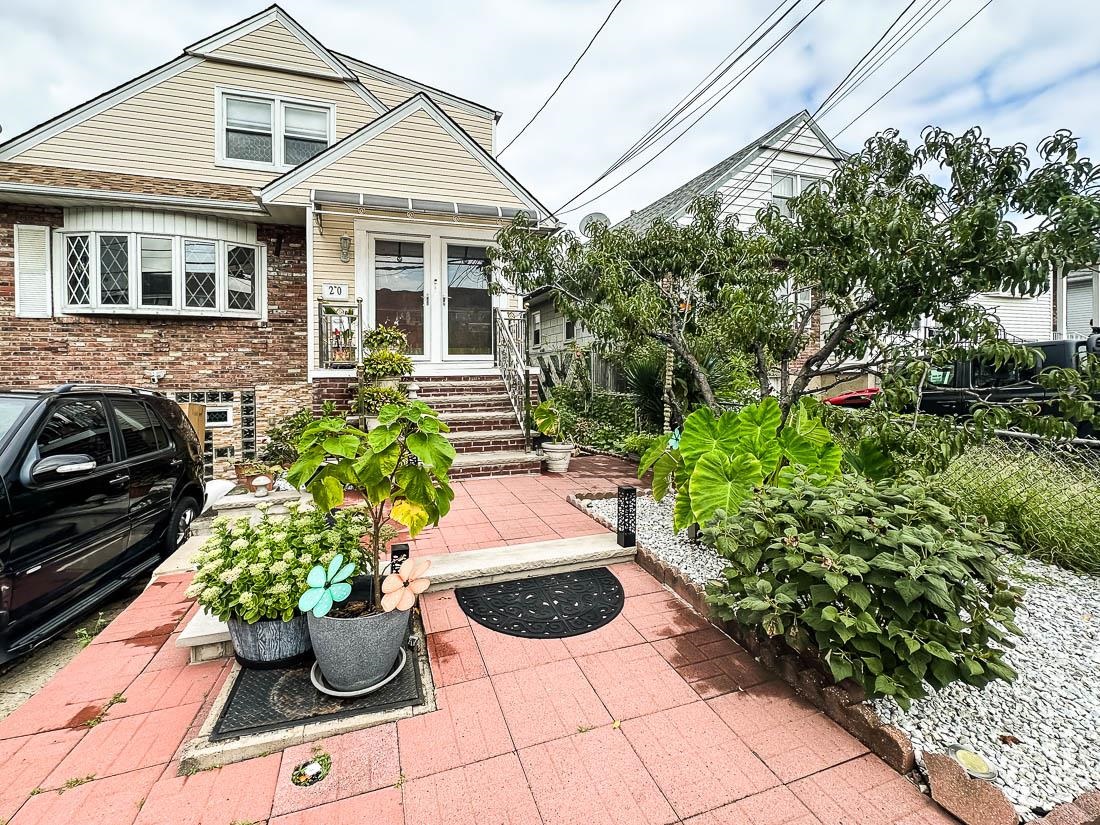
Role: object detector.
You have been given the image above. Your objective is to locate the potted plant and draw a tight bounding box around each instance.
[232,460,281,492]
[361,325,413,389]
[287,400,455,693]
[185,502,368,667]
[355,385,408,430]
[533,398,574,473]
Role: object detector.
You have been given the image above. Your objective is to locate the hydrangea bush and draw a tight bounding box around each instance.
[186,501,371,623]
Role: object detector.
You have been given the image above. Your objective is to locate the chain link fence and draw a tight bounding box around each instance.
[938,431,1100,574]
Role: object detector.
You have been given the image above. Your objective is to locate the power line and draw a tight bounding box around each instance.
[558,0,828,214]
[498,0,625,156]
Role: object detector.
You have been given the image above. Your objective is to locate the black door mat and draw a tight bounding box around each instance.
[210,636,423,742]
[455,567,625,639]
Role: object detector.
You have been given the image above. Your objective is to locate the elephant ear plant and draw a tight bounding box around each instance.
[286,400,455,611]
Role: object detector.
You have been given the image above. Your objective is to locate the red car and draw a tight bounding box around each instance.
[823,388,880,408]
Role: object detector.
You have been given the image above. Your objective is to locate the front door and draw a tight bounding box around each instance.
[361,224,499,366]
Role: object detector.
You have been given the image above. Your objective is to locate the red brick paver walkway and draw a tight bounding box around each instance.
[0,458,957,825]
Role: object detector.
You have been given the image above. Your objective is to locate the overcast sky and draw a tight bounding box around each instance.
[1,0,1097,227]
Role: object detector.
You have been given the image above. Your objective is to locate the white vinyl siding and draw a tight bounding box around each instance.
[63,207,257,243]
[13,60,377,188]
[208,19,343,78]
[13,224,52,317]
[972,290,1053,342]
[271,109,524,207]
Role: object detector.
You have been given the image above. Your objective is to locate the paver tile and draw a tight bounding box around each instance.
[269,786,403,825]
[272,724,399,816]
[419,591,470,635]
[135,753,279,825]
[560,613,646,658]
[708,683,866,782]
[519,725,677,825]
[683,785,825,825]
[106,661,224,718]
[402,752,541,825]
[576,643,698,719]
[42,702,202,787]
[91,601,191,645]
[652,628,772,699]
[10,764,161,825]
[0,729,85,822]
[144,632,192,672]
[492,658,612,748]
[469,619,572,675]
[621,701,779,818]
[790,754,958,824]
[397,677,512,779]
[608,562,666,597]
[622,591,711,641]
[427,626,487,687]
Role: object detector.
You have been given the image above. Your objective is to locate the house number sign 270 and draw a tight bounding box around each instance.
[322,283,348,300]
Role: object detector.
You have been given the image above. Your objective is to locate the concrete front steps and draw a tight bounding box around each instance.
[176,533,632,663]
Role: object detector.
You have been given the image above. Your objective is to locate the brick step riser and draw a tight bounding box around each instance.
[429,401,515,413]
[449,461,542,479]
[444,419,520,433]
[416,387,510,398]
[412,375,504,384]
[453,437,527,453]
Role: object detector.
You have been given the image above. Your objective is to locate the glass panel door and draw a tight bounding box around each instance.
[373,239,426,356]
[445,244,492,357]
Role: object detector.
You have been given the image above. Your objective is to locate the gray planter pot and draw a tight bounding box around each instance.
[227,614,311,668]
[542,442,575,473]
[307,607,411,692]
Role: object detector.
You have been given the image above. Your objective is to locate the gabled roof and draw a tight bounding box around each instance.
[185,4,357,82]
[334,52,500,121]
[615,110,845,232]
[259,93,555,223]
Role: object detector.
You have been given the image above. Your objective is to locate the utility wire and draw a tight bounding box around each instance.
[499,0,625,156]
[733,0,993,216]
[558,0,827,214]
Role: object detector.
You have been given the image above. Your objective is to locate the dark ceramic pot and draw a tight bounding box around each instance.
[226,614,312,669]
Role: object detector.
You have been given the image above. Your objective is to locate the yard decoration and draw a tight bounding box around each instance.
[638,396,841,531]
[703,472,1023,708]
[533,398,575,472]
[186,502,368,667]
[287,400,453,692]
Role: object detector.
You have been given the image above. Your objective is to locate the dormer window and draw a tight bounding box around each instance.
[217,89,334,171]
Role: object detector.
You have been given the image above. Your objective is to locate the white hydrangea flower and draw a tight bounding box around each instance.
[271,582,290,595]
[248,563,266,577]
[219,567,243,584]
[270,560,289,576]
[282,550,296,563]
[303,534,322,546]
[272,531,289,545]
[256,501,271,512]
[201,586,221,602]
[238,591,254,605]
[230,538,249,552]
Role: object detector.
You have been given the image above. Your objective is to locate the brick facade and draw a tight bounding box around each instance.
[0,204,311,476]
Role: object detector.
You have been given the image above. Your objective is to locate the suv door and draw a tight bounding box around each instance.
[109,398,178,557]
[5,397,130,643]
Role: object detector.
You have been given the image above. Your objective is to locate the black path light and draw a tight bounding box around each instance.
[617,485,637,548]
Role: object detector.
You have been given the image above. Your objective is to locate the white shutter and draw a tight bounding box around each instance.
[14,224,52,317]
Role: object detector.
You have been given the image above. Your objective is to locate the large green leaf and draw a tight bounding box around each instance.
[672,490,696,533]
[638,432,673,475]
[651,451,679,501]
[392,499,430,536]
[735,396,781,451]
[367,424,400,452]
[308,473,345,512]
[679,407,740,466]
[323,434,361,459]
[779,428,818,466]
[688,450,763,527]
[407,432,457,470]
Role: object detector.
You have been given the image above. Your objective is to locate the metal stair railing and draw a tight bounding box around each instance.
[493,308,531,451]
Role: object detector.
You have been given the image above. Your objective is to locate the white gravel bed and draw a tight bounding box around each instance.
[875,557,1100,820]
[582,494,1100,820]
[582,493,725,585]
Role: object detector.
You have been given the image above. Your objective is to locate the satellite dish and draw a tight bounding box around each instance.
[579,212,610,238]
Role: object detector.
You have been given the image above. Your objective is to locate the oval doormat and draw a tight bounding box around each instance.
[455,567,625,639]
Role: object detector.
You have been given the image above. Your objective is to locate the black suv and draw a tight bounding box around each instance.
[0,385,204,662]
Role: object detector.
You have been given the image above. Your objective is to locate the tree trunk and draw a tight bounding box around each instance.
[652,331,718,408]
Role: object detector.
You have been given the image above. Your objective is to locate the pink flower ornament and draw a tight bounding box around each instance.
[380,558,431,612]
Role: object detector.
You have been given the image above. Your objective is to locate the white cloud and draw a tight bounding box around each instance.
[1,0,1097,227]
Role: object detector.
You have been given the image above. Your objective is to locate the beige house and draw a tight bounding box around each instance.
[0,5,552,476]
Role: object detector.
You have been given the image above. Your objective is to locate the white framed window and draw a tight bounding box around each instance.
[771,171,820,218]
[216,88,334,171]
[56,232,264,319]
[205,406,233,428]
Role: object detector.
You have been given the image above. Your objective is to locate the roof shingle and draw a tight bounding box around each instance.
[0,162,259,205]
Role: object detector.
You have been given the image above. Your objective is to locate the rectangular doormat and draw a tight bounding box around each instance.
[210,636,423,742]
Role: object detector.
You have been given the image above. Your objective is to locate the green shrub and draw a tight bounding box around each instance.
[361,348,413,381]
[550,384,638,451]
[621,432,661,456]
[186,503,372,623]
[358,385,408,415]
[940,440,1100,574]
[363,324,409,353]
[704,473,1023,708]
[640,397,841,531]
[258,402,336,467]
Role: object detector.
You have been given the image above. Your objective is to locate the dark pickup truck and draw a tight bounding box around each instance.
[919,337,1100,420]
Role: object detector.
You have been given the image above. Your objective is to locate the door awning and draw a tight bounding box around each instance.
[311,189,537,222]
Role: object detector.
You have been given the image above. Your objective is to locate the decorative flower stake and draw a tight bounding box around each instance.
[299,554,356,618]
[380,558,431,612]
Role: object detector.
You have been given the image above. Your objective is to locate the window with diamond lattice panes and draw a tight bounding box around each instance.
[184,240,217,309]
[66,235,91,305]
[227,245,256,311]
[99,234,129,305]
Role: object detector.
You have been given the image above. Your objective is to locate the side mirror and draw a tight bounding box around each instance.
[1087,333,1100,355]
[32,454,97,480]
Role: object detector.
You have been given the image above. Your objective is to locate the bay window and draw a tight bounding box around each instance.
[58,232,263,318]
[218,89,333,170]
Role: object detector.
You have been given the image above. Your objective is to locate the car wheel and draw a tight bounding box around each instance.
[166,496,199,554]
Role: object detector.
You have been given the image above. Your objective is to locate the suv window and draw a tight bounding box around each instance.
[112,399,170,458]
[37,399,115,465]
[926,365,955,387]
